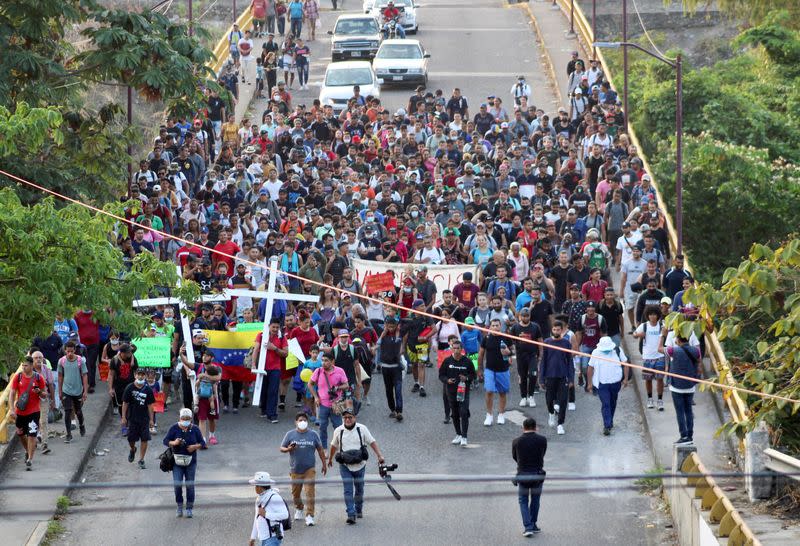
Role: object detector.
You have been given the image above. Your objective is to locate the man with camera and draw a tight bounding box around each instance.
[248,471,289,546]
[328,408,385,524]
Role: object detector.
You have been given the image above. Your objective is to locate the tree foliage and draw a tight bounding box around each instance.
[674,239,800,452]
[680,0,800,28]
[0,0,218,202]
[0,188,199,376]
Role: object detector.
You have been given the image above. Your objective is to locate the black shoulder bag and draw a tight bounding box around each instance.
[335,426,369,465]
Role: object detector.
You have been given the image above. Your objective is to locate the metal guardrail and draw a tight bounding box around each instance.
[681,453,761,545]
[0,364,23,443]
[552,0,748,426]
[764,448,800,483]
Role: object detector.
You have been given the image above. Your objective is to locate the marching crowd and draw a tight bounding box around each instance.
[7,21,703,541]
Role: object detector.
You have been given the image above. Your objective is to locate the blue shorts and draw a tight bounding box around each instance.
[484,370,510,394]
[642,358,665,381]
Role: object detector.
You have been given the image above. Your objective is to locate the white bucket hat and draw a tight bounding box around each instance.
[249,471,276,486]
[596,336,617,353]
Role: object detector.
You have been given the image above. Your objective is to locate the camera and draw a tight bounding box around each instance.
[327,387,337,398]
[270,524,284,540]
[379,463,398,478]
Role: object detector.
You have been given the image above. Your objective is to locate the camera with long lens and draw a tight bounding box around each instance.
[379,463,398,478]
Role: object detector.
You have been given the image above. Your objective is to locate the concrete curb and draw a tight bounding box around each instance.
[521,3,564,106]
[28,399,113,546]
[0,430,20,469]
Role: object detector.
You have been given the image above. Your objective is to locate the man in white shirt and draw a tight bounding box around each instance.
[238,30,255,84]
[586,336,629,435]
[619,245,647,328]
[413,237,445,265]
[510,76,532,106]
[328,409,385,524]
[248,471,289,546]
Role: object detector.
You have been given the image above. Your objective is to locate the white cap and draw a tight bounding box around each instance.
[179,408,193,419]
[249,471,276,485]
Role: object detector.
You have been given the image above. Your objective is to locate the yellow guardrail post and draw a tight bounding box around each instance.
[552,0,747,426]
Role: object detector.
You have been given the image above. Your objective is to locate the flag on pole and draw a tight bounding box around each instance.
[203,330,260,382]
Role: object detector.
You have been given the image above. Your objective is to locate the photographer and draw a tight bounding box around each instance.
[328,408,385,524]
[248,471,289,546]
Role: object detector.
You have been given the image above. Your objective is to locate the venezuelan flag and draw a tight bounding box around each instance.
[203,330,260,382]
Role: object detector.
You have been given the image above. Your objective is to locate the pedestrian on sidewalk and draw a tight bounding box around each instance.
[288,0,304,41]
[280,412,327,527]
[377,316,405,421]
[303,0,319,41]
[239,30,255,85]
[294,38,311,91]
[586,336,629,435]
[633,306,666,411]
[512,417,546,537]
[664,335,701,445]
[108,343,138,435]
[122,368,155,469]
[248,471,290,546]
[439,337,476,447]
[478,318,512,426]
[328,408,385,524]
[164,408,206,518]
[31,351,55,455]
[538,320,572,435]
[58,340,89,443]
[9,356,47,470]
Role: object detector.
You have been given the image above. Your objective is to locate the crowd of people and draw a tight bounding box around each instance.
[6,16,705,542]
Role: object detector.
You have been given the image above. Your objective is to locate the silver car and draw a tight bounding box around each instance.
[372,39,430,86]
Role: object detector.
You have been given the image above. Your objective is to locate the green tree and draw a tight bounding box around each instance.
[0,0,218,203]
[680,0,800,28]
[0,188,199,376]
[674,239,800,452]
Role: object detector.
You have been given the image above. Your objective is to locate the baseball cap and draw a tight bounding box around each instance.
[338,329,350,337]
[660,297,673,305]
[464,317,475,325]
[412,299,425,308]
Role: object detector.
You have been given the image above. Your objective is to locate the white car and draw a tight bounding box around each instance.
[371,0,419,34]
[372,39,429,86]
[319,61,382,114]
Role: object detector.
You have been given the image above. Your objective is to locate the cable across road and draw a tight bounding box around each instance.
[0,166,791,406]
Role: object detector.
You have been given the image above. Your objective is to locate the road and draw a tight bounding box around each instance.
[58,1,671,544]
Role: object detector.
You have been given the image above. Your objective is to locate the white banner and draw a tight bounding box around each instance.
[351,258,479,305]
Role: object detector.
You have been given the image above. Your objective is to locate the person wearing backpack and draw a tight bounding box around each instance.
[58,340,89,444]
[328,408,386,524]
[249,471,290,545]
[586,336,629,436]
[663,335,701,445]
[633,306,666,411]
[9,356,47,470]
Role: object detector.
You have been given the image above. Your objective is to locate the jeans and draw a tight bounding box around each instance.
[517,352,537,398]
[672,391,694,439]
[172,462,197,508]
[318,404,342,448]
[382,23,406,39]
[544,377,567,425]
[381,365,403,412]
[277,16,286,35]
[290,17,302,38]
[220,380,242,408]
[339,464,365,517]
[446,388,470,437]
[597,381,621,428]
[296,62,309,86]
[259,370,281,419]
[266,15,276,34]
[261,537,281,546]
[84,343,100,388]
[518,482,543,531]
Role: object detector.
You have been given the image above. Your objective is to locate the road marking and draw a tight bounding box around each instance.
[426,71,528,78]
[419,27,529,32]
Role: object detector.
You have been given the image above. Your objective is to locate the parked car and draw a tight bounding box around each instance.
[370,0,418,34]
[328,14,382,62]
[319,61,382,114]
[372,39,429,86]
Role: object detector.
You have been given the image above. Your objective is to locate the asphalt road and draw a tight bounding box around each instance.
[58,1,672,544]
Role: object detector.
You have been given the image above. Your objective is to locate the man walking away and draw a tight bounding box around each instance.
[58,340,89,443]
[538,321,572,435]
[280,412,327,527]
[328,408,385,524]
[664,335,701,445]
[587,336,629,435]
[122,368,155,469]
[513,417,547,537]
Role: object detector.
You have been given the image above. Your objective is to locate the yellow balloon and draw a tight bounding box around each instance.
[300,368,313,383]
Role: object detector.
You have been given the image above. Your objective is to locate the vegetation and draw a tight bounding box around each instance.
[634,464,665,492]
[43,520,66,546]
[681,0,800,27]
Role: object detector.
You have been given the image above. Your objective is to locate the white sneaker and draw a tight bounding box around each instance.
[497,413,506,425]
[519,398,528,407]
[364,395,371,406]
[548,413,556,427]
[647,398,654,409]
[294,509,304,520]
[483,413,493,426]
[451,435,462,444]
[305,515,315,526]
[460,437,468,447]
[528,396,536,408]
[557,424,565,435]
[568,402,576,411]
[657,399,665,411]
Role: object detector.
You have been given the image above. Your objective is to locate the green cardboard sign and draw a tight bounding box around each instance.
[133,337,172,368]
[236,322,264,332]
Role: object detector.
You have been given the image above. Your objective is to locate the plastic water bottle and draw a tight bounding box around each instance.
[500,341,509,364]
[456,380,466,402]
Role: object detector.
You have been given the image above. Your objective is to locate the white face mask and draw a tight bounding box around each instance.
[297,420,309,431]
[411,211,419,218]
[135,379,145,387]
[179,419,192,428]
[324,223,332,229]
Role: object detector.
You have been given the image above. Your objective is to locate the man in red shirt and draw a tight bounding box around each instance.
[212,227,241,278]
[9,356,47,470]
[254,320,288,422]
[176,232,204,267]
[74,310,100,392]
[452,271,478,311]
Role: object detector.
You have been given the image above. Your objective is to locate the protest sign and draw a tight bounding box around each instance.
[132,337,171,368]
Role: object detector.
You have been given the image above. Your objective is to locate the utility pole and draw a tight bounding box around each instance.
[622,0,628,131]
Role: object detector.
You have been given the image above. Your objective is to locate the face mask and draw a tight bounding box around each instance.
[411,211,419,218]
[324,222,332,230]
[165,316,174,323]
[297,420,309,431]
[135,379,145,387]
[179,419,192,428]
[366,216,375,222]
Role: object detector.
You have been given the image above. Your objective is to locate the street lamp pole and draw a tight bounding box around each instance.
[592,0,597,58]
[188,0,193,36]
[593,41,683,254]
[622,0,628,131]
